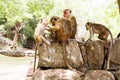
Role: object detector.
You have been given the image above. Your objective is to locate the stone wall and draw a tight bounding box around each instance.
[33,38,120,80]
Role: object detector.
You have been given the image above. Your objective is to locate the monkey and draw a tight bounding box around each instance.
[49,16,72,42]
[63,9,77,39]
[85,22,113,70]
[49,16,84,76]
[49,16,72,69]
[117,33,120,38]
[33,18,51,72]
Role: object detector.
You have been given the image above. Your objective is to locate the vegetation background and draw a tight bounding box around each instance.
[0,0,119,42]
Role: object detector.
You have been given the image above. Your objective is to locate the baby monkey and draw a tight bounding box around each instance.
[85,22,113,70]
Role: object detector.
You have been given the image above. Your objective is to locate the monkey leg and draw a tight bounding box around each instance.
[33,43,38,72]
[98,32,111,70]
[84,38,92,46]
[107,47,111,70]
[98,32,109,48]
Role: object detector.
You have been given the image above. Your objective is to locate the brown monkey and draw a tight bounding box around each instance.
[85,22,113,70]
[49,16,84,76]
[49,16,72,42]
[49,16,84,74]
[63,9,77,39]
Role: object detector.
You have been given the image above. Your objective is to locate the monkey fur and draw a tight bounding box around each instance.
[85,22,113,70]
[49,16,84,76]
[68,15,77,39]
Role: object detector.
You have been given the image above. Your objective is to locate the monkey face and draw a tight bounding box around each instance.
[85,22,92,30]
[63,9,71,18]
[50,16,59,26]
[86,24,89,30]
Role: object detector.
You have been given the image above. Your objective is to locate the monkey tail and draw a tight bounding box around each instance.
[107,30,113,70]
[109,30,113,52]
[62,42,85,76]
[33,43,38,72]
[62,43,73,70]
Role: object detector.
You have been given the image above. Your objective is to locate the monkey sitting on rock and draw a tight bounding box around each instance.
[48,16,84,76]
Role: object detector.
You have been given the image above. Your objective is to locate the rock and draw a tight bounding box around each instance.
[0,50,25,57]
[24,49,35,57]
[38,40,83,68]
[84,70,115,80]
[0,36,12,48]
[32,69,82,80]
[111,38,120,65]
[85,40,105,70]
[78,42,89,72]
[0,36,35,57]
[112,70,120,80]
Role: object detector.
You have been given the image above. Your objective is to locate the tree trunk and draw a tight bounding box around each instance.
[118,0,120,14]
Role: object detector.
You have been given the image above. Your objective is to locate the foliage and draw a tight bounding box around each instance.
[0,0,119,41]
[22,16,38,38]
[22,0,54,38]
[0,0,54,39]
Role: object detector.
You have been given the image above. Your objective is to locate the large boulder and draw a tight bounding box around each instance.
[78,38,120,70]
[110,38,120,66]
[32,69,82,80]
[85,40,105,70]
[0,36,12,49]
[84,70,115,80]
[37,40,83,68]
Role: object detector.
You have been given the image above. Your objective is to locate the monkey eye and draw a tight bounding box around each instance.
[54,18,57,21]
[87,22,90,25]
[64,11,67,14]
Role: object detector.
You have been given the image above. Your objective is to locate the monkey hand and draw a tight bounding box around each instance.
[47,26,59,31]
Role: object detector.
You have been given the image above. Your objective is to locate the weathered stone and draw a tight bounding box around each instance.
[0,50,25,57]
[32,69,82,80]
[38,40,83,68]
[24,49,35,57]
[78,42,89,72]
[84,70,115,80]
[112,70,120,80]
[85,40,105,70]
[111,38,120,65]
[0,36,12,49]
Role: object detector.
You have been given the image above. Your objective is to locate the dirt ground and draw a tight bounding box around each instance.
[0,54,33,80]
